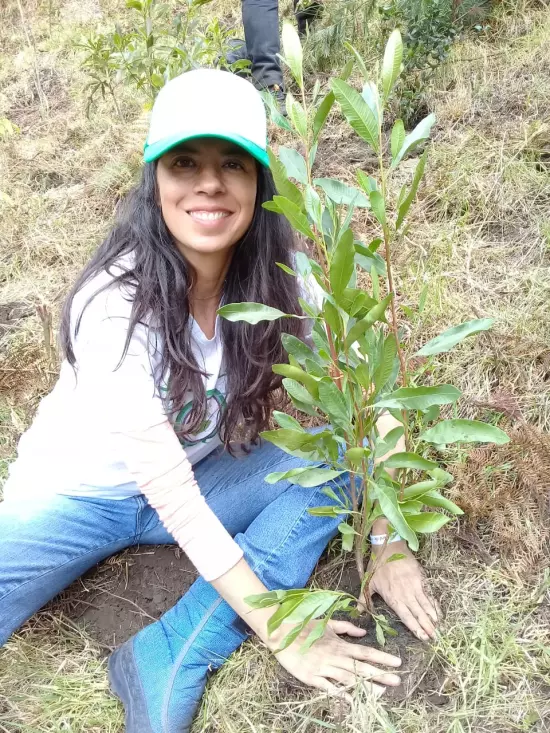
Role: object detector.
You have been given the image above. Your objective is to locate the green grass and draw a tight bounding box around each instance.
[1,0,549,731]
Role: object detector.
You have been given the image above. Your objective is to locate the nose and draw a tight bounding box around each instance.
[193,163,225,196]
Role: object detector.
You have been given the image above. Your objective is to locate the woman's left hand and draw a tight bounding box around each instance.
[365,541,440,641]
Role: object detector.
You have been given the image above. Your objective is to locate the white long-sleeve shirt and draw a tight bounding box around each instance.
[4,263,243,581]
[5,257,323,582]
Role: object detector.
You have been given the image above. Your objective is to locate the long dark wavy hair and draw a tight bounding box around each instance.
[60,161,305,448]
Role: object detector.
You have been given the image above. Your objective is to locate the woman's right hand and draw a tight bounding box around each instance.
[271,618,402,699]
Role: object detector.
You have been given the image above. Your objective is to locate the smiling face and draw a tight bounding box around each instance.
[156,138,258,262]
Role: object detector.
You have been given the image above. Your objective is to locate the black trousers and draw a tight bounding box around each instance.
[228,1,323,89]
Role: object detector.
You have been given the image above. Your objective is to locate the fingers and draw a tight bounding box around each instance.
[335,658,401,687]
[391,599,431,641]
[311,676,353,704]
[408,596,436,639]
[322,668,387,697]
[328,619,367,637]
[416,586,439,627]
[345,643,402,668]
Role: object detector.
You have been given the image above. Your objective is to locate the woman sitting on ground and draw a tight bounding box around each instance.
[0,69,438,732]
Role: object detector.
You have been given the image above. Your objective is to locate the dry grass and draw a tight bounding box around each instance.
[1,0,549,731]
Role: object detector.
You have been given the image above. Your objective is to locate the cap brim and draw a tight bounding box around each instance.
[143,132,269,167]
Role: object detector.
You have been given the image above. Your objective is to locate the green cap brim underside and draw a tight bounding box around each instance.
[143,131,269,167]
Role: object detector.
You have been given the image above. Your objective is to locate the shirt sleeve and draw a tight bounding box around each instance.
[71,283,243,582]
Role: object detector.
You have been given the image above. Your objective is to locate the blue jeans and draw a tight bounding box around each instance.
[0,436,352,730]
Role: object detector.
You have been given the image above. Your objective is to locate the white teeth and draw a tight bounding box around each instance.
[190,211,230,221]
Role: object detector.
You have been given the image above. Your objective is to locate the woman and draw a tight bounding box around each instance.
[0,69,438,732]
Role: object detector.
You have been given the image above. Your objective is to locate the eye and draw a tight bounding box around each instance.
[223,159,245,171]
[172,156,195,169]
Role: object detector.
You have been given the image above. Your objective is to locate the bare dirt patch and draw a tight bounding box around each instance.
[56,546,198,651]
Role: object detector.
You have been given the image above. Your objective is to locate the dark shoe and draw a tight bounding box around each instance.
[109,640,154,733]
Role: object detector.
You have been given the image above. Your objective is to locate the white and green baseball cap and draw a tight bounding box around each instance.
[143,68,269,167]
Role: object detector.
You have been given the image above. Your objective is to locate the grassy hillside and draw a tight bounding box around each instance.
[1,1,549,731]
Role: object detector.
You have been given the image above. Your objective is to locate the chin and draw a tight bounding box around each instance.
[179,235,238,256]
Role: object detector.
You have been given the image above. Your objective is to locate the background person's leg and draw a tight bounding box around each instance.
[241,0,283,90]
[115,439,353,732]
[0,494,142,646]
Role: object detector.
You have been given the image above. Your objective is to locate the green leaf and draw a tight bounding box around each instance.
[374,483,418,550]
[267,595,308,635]
[285,591,343,624]
[313,92,335,142]
[218,302,288,324]
[268,149,303,209]
[273,364,319,397]
[356,170,378,195]
[392,113,436,168]
[403,468,454,500]
[281,334,317,364]
[386,553,406,563]
[375,618,386,646]
[287,94,308,138]
[290,397,320,418]
[406,512,451,533]
[373,334,397,393]
[290,467,345,487]
[369,190,386,226]
[276,262,297,277]
[263,201,282,213]
[309,505,348,517]
[375,384,462,410]
[391,119,405,161]
[354,242,387,277]
[344,294,392,348]
[417,318,495,356]
[338,521,357,551]
[330,79,379,153]
[277,612,315,650]
[422,491,464,515]
[382,29,403,100]
[318,380,350,428]
[400,499,424,514]
[245,594,280,610]
[329,228,355,297]
[396,149,428,228]
[261,89,292,131]
[272,411,303,430]
[375,426,404,459]
[265,466,318,483]
[420,420,510,445]
[278,147,308,184]
[361,82,380,126]
[305,357,325,377]
[302,619,328,649]
[304,185,323,227]
[314,178,369,208]
[281,21,303,89]
[323,300,342,336]
[343,41,369,80]
[384,452,438,471]
[335,288,377,316]
[282,378,317,405]
[273,196,315,239]
[261,429,318,457]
